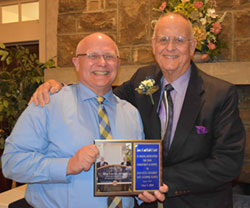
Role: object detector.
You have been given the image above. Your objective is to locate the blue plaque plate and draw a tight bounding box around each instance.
[134,143,160,191]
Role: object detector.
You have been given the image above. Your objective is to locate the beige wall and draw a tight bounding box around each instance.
[43,0,58,63]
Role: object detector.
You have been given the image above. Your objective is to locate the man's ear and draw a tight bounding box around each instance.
[190,39,197,56]
[117,57,121,68]
[152,37,156,55]
[72,57,79,72]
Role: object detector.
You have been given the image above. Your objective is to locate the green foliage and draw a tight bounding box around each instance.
[0,44,56,148]
[125,143,132,163]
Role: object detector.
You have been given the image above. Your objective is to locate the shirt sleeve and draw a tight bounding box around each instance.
[1,103,70,184]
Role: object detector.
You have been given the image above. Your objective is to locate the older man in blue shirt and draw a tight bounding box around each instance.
[1,33,167,207]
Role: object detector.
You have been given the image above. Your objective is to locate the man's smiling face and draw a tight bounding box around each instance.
[73,33,120,96]
[152,14,196,82]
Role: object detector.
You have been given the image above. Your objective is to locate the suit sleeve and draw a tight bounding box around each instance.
[113,71,139,106]
[164,85,245,197]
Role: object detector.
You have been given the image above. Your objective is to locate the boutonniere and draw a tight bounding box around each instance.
[195,126,208,135]
[135,77,159,105]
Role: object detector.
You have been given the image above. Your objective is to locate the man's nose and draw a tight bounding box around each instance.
[97,55,107,65]
[166,40,176,51]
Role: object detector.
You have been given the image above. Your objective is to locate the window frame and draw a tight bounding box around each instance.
[0,0,51,63]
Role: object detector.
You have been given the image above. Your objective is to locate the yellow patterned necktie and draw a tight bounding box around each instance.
[96,96,112,140]
[96,96,122,208]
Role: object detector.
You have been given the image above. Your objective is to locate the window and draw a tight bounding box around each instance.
[0,0,54,63]
[1,1,39,24]
[21,2,39,21]
[2,5,18,23]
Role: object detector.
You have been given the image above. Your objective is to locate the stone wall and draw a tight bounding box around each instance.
[54,0,250,183]
[57,0,250,68]
[57,0,153,67]
[238,85,250,183]
[53,0,250,86]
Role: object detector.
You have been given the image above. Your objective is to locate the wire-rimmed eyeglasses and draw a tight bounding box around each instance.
[76,53,120,62]
[155,36,193,47]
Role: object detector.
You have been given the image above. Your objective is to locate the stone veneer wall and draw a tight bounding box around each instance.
[53,0,250,183]
[57,0,250,67]
[238,86,250,184]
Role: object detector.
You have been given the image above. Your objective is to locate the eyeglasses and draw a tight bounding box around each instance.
[155,36,192,47]
[76,53,120,62]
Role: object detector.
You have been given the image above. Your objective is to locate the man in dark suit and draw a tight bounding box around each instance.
[114,13,245,208]
[96,156,108,168]
[121,156,131,166]
[30,12,245,208]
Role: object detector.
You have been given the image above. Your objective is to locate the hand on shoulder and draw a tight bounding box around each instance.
[29,80,63,107]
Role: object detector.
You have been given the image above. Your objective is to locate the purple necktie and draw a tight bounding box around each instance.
[162,84,174,161]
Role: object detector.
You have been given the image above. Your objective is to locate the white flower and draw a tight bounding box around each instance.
[139,79,155,89]
[135,78,159,105]
[200,18,207,25]
[207,8,217,18]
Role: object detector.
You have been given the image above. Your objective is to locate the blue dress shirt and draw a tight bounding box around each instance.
[1,83,144,208]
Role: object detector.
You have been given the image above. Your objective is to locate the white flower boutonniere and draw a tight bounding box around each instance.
[135,77,159,105]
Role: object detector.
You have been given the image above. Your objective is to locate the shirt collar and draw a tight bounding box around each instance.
[161,66,191,96]
[77,82,117,105]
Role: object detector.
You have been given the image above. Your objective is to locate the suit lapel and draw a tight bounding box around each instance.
[149,66,163,139]
[152,66,163,115]
[167,63,205,159]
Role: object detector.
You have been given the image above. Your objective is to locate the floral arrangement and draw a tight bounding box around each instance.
[153,0,227,60]
[135,77,159,105]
